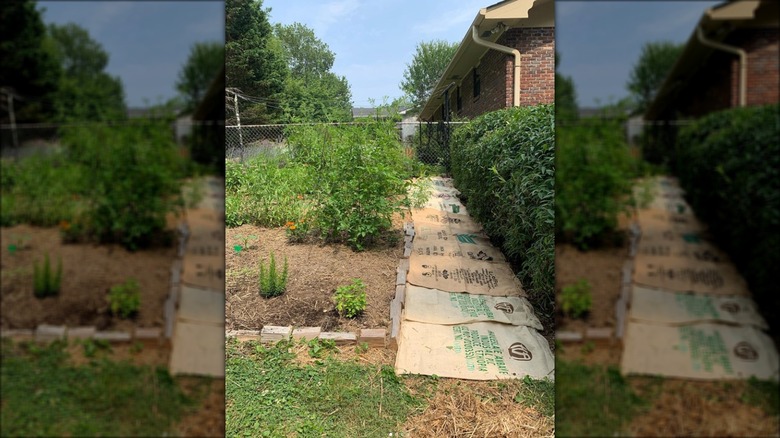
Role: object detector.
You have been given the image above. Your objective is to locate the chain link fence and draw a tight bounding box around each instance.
[226,121,468,169]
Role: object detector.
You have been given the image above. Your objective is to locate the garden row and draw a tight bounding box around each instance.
[1,122,191,250]
[226,120,431,250]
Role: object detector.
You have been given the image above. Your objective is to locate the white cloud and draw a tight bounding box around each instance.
[411,2,482,36]
[314,0,361,33]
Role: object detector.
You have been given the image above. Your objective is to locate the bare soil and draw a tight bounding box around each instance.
[555,240,627,332]
[225,213,406,333]
[1,224,174,331]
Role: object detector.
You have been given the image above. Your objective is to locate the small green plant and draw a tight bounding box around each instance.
[33,253,63,298]
[82,338,112,358]
[130,341,144,354]
[307,338,336,358]
[561,279,592,319]
[333,278,367,318]
[234,234,258,250]
[6,233,31,255]
[285,219,310,243]
[259,252,288,298]
[108,278,141,319]
[581,341,595,354]
[355,342,369,354]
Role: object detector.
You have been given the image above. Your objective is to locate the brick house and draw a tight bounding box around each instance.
[645,0,779,121]
[418,0,554,122]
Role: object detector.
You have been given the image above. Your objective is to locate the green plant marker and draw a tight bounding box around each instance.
[234,245,243,253]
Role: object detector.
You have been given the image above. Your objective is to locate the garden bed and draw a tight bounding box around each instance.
[1,224,175,331]
[225,212,406,333]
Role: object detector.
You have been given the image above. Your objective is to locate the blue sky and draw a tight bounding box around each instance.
[34,0,723,110]
[38,1,224,108]
[556,0,721,108]
[262,0,492,107]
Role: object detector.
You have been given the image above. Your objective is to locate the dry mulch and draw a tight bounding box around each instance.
[225,213,406,333]
[1,224,174,331]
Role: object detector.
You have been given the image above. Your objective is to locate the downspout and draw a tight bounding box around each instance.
[696,24,747,107]
[472,25,520,107]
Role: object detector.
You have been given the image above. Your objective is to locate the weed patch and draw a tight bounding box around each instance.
[225,339,422,437]
[556,359,646,437]
[0,339,194,437]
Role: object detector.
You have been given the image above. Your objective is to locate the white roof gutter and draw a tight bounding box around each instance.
[471,24,521,107]
[696,22,747,107]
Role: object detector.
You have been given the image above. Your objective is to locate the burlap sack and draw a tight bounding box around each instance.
[628,285,768,329]
[395,321,554,380]
[622,321,779,381]
[407,255,524,296]
[403,285,542,329]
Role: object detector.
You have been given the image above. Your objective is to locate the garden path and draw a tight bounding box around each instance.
[168,176,226,377]
[620,175,778,380]
[393,176,554,380]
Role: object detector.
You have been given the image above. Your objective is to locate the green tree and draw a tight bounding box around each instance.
[225,0,287,123]
[274,22,334,79]
[273,22,351,122]
[0,0,61,122]
[47,23,126,121]
[627,41,684,114]
[400,40,458,113]
[176,41,224,113]
[555,52,578,122]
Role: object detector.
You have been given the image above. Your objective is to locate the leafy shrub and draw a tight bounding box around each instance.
[555,118,638,249]
[33,253,63,298]
[560,279,592,319]
[60,123,185,250]
[675,104,780,332]
[259,252,288,298]
[108,278,141,318]
[1,153,83,228]
[225,153,313,228]
[333,278,367,318]
[450,105,555,303]
[287,122,415,250]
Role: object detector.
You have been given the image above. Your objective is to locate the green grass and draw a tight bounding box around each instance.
[225,339,424,437]
[516,375,555,417]
[0,338,196,437]
[742,377,780,416]
[555,359,647,437]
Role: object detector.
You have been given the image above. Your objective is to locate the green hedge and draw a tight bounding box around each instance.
[450,105,555,303]
[676,103,780,331]
[555,118,638,249]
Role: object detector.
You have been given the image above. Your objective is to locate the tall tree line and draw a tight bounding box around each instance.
[225,0,352,124]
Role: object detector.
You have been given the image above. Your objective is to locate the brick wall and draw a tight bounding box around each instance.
[431,26,555,121]
[674,27,778,118]
[504,27,556,107]
[733,28,779,106]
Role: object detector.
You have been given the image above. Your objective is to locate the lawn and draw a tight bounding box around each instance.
[226,337,554,437]
[0,338,219,436]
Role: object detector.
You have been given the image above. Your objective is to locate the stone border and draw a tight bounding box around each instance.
[557,220,640,344]
[226,326,387,349]
[1,325,163,343]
